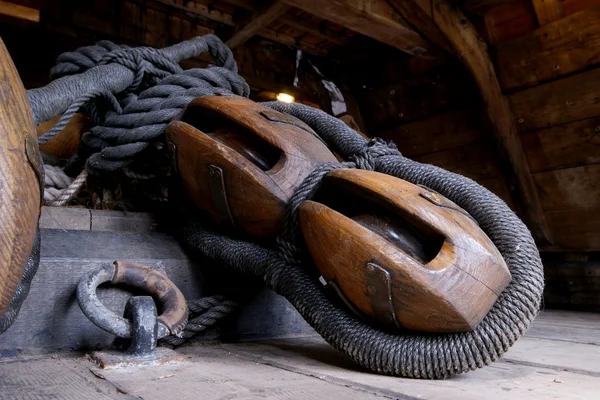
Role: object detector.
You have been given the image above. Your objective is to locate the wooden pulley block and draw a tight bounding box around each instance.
[165,95,337,237]
[0,39,43,316]
[299,169,511,333]
[36,112,88,159]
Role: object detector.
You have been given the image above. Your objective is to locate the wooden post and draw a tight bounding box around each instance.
[393,0,553,244]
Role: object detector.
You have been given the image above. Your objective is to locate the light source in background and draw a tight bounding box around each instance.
[276,93,295,103]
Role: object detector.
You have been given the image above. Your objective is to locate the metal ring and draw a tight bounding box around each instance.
[77,261,188,339]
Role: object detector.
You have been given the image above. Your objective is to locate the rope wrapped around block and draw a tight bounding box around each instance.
[180,102,544,379]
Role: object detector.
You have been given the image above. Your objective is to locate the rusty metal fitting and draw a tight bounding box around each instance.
[77,261,188,340]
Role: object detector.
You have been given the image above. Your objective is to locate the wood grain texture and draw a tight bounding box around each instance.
[405,0,552,244]
[533,164,600,211]
[0,39,41,314]
[532,0,564,25]
[412,142,500,181]
[300,169,510,332]
[35,112,87,159]
[226,1,290,49]
[496,6,600,90]
[281,0,435,57]
[543,261,600,311]
[526,309,600,344]
[216,332,600,400]
[378,107,484,157]
[520,116,600,172]
[509,67,600,133]
[545,206,600,250]
[166,96,337,237]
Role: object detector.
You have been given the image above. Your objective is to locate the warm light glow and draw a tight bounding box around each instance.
[276,93,295,103]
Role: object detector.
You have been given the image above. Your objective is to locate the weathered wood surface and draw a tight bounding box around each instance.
[36,112,87,159]
[0,38,41,315]
[532,0,564,25]
[520,116,600,172]
[526,309,600,345]
[0,207,313,353]
[496,6,600,90]
[533,164,600,211]
[226,1,290,49]
[357,64,480,131]
[378,107,484,157]
[300,169,510,332]
[2,310,599,400]
[544,206,600,250]
[281,0,436,57]
[509,67,600,133]
[543,261,600,311]
[395,0,551,244]
[166,96,337,237]
[413,142,501,182]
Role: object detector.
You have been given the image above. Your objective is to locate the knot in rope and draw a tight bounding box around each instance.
[350,138,402,170]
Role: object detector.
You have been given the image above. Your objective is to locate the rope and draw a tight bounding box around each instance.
[160,296,237,347]
[179,102,544,379]
[44,164,88,206]
[0,229,41,333]
[33,34,249,176]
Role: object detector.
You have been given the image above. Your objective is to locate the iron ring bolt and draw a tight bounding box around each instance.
[77,261,188,340]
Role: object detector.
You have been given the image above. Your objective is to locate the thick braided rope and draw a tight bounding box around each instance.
[160,296,238,347]
[181,102,544,379]
[40,35,248,175]
[83,70,249,174]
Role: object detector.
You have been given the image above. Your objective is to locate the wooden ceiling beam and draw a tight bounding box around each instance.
[226,1,290,48]
[153,0,233,25]
[396,0,552,244]
[281,0,436,57]
[0,0,40,23]
[154,1,326,55]
[531,0,564,25]
[278,15,349,46]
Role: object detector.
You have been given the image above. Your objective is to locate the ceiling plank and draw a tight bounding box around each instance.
[532,0,564,25]
[396,0,552,244]
[281,0,436,57]
[154,0,233,25]
[226,1,290,48]
[0,0,40,22]
[278,15,349,46]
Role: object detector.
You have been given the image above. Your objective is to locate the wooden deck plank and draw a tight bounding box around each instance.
[214,337,600,400]
[502,337,600,375]
[526,310,600,345]
[95,345,384,400]
[0,356,130,400]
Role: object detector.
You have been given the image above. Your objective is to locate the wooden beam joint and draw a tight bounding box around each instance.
[226,1,290,49]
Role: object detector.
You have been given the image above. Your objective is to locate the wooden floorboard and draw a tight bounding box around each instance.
[215,338,600,400]
[526,310,600,345]
[1,310,600,399]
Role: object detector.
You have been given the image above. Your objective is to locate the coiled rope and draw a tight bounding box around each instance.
[8,35,246,336]
[178,102,544,379]
[20,36,543,378]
